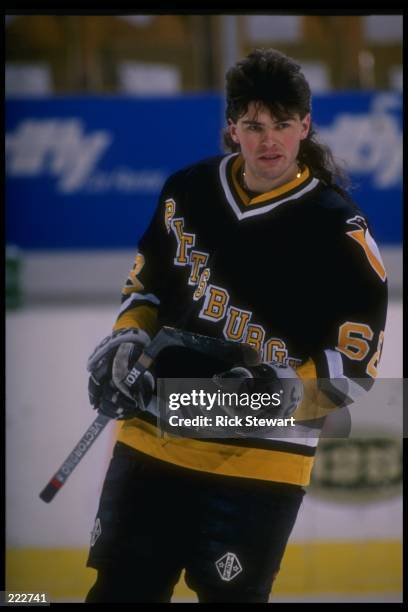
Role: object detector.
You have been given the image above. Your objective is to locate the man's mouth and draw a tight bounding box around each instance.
[258,153,282,161]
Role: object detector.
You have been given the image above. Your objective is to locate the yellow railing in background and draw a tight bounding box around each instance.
[6,540,402,602]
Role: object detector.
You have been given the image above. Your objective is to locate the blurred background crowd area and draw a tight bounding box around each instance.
[5,14,403,96]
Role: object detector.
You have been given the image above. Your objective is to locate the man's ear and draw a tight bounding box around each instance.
[228,119,240,144]
[300,113,311,140]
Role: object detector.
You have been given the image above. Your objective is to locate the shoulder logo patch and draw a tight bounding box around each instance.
[346,215,387,282]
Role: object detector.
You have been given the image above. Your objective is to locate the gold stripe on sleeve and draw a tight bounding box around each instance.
[114,305,159,338]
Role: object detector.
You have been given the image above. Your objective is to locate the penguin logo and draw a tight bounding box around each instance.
[346,216,387,282]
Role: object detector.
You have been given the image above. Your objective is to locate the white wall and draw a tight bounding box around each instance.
[6,306,116,547]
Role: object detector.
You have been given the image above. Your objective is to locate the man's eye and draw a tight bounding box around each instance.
[247,124,262,131]
[277,122,290,130]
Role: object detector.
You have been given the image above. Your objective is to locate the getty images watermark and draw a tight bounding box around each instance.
[167,388,295,429]
[156,378,301,439]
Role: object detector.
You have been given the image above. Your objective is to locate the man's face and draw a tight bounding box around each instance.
[228,102,311,192]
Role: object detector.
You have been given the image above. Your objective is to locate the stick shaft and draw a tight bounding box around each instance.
[39,413,111,502]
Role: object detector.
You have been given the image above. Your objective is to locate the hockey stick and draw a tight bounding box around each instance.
[39,326,259,502]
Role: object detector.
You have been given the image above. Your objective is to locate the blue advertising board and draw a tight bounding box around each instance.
[6,92,402,249]
[312,92,402,246]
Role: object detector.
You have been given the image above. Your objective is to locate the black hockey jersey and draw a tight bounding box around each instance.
[113,153,388,486]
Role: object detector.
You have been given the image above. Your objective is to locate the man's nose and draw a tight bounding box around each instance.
[261,128,278,145]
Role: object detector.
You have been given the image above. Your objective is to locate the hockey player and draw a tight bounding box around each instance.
[85,49,387,603]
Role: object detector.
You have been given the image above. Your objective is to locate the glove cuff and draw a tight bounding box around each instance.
[87,327,151,372]
[113,327,151,347]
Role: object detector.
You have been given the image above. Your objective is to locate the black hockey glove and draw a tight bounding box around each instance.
[87,328,155,420]
[213,362,303,419]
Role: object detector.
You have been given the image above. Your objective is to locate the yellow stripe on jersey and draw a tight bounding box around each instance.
[114,304,159,338]
[117,418,314,486]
